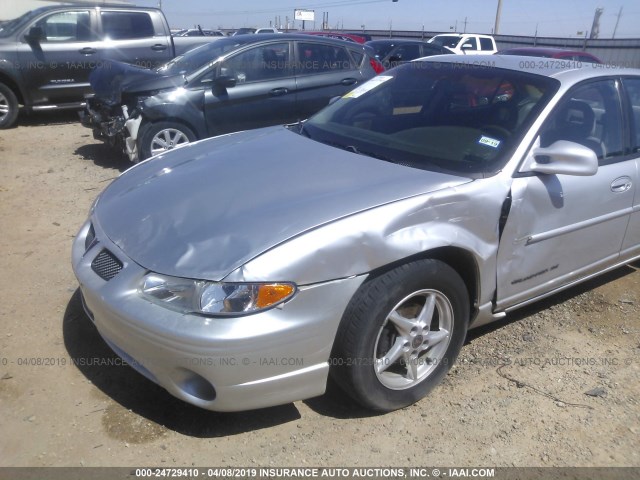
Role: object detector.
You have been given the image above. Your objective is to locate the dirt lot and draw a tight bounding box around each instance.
[0,112,639,469]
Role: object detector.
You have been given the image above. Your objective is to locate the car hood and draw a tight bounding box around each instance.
[89,60,184,104]
[95,127,471,281]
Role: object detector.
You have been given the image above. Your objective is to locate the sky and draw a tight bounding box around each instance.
[128,0,640,38]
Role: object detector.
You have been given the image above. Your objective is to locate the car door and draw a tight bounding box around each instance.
[619,77,640,261]
[202,41,296,135]
[16,8,98,106]
[294,41,363,120]
[98,10,172,68]
[496,78,635,310]
[459,36,479,55]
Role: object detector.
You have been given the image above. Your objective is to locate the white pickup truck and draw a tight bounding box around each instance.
[428,33,497,55]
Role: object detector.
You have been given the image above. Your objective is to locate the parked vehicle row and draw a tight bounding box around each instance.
[366,38,448,68]
[81,34,384,161]
[0,4,221,129]
[72,55,640,413]
[174,28,225,37]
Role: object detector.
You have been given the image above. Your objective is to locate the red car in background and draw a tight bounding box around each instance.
[498,47,602,63]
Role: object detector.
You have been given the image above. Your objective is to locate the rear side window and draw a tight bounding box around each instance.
[390,44,421,61]
[101,12,154,40]
[297,43,354,74]
[349,50,364,68]
[623,78,640,153]
[479,37,494,51]
[220,42,291,83]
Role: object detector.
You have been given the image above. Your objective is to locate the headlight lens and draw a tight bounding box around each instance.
[140,273,296,316]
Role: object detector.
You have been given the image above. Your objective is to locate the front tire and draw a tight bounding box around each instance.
[0,82,19,129]
[331,259,469,411]
[138,121,196,160]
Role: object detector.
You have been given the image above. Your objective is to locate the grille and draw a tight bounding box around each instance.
[91,249,123,281]
[85,223,96,251]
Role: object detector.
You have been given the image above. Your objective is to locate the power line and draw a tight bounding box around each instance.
[168,0,390,16]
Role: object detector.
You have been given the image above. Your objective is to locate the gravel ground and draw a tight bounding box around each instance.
[0,112,639,469]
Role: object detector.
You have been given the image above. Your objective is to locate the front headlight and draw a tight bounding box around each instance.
[140,273,296,316]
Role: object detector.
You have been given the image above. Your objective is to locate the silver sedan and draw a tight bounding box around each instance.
[72,55,640,412]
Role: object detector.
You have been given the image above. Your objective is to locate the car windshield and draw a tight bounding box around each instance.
[429,36,460,49]
[0,8,44,38]
[157,37,256,75]
[303,62,558,176]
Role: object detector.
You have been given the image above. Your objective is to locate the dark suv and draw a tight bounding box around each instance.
[82,34,384,161]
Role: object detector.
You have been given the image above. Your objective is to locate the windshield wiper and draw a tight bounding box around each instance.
[345,144,395,163]
[289,120,311,138]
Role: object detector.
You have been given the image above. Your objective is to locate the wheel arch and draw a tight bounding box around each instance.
[140,97,208,139]
[0,72,25,105]
[363,246,480,326]
[140,115,202,141]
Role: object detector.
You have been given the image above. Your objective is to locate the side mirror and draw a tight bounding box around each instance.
[523,140,598,176]
[461,43,474,49]
[26,26,45,43]
[212,75,236,93]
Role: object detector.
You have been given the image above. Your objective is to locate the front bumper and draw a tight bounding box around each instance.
[71,218,365,411]
[80,99,142,162]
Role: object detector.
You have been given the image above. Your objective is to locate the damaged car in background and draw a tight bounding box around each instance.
[73,56,640,412]
[81,34,383,161]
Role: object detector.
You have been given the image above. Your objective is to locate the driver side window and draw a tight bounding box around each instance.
[34,11,92,42]
[540,80,624,163]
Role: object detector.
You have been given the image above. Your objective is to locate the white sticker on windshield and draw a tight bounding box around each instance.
[343,75,393,98]
[478,136,501,148]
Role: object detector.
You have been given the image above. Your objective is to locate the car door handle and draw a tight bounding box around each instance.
[340,78,358,86]
[151,44,168,51]
[611,176,632,193]
[78,47,97,55]
[269,88,289,96]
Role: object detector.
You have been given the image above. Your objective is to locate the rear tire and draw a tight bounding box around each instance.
[331,259,469,411]
[138,121,196,160]
[0,82,19,129]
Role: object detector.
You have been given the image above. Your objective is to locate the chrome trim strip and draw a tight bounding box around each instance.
[32,102,86,111]
[522,207,634,245]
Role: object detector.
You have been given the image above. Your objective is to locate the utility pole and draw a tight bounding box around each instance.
[612,6,623,39]
[463,17,467,33]
[158,0,162,10]
[590,7,603,39]
[493,0,502,35]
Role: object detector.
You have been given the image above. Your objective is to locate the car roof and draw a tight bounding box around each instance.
[431,33,493,38]
[252,33,366,46]
[416,54,639,84]
[298,31,367,43]
[500,47,594,55]
[498,47,602,62]
[367,39,429,46]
